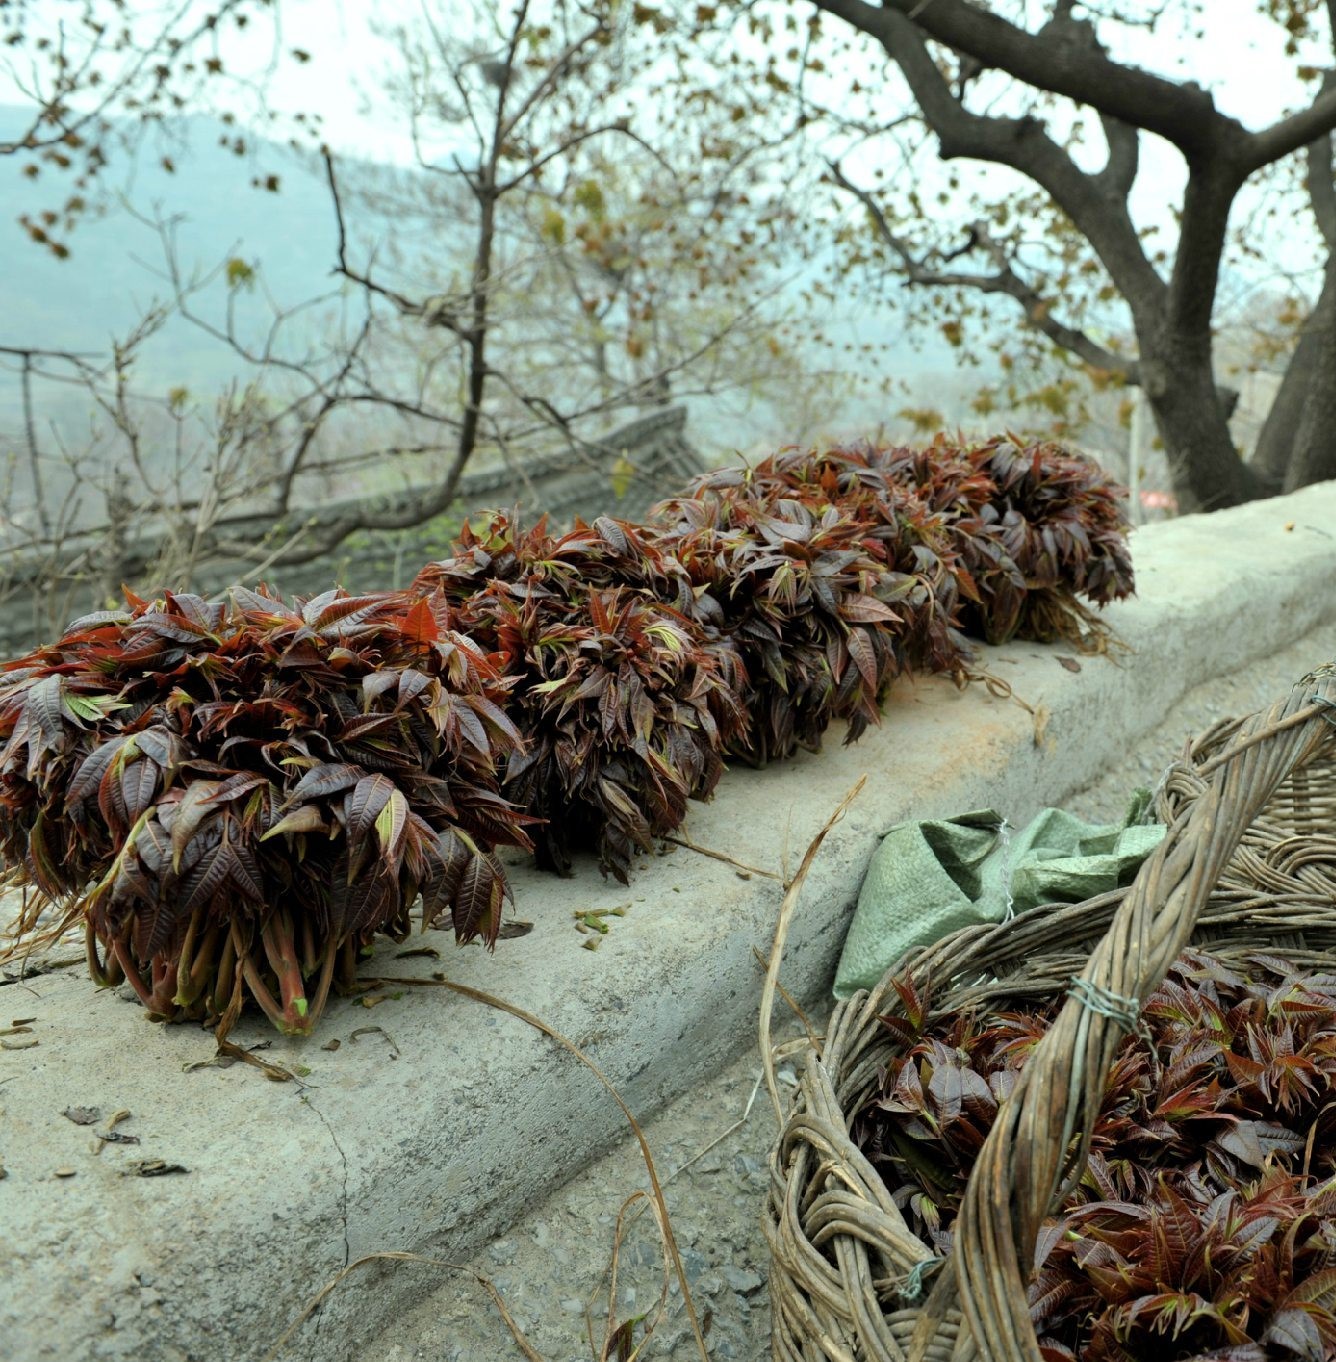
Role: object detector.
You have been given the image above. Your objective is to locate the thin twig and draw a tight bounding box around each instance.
[667,1069,765,1183]
[19,354,51,538]
[965,667,1035,715]
[760,777,867,1122]
[353,976,710,1361]
[594,1190,672,1362]
[751,945,824,1055]
[1195,702,1332,777]
[261,1251,542,1362]
[662,835,782,881]
[590,1066,767,1356]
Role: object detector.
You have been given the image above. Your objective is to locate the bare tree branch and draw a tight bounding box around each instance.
[269,314,375,515]
[1164,165,1240,337]
[0,0,240,155]
[811,0,1235,158]
[18,353,51,536]
[1097,114,1140,200]
[811,0,1276,508]
[497,13,603,141]
[829,160,1139,381]
[495,118,630,192]
[0,0,814,630]
[833,6,1166,315]
[324,150,471,339]
[1309,74,1336,250]
[1241,84,1336,174]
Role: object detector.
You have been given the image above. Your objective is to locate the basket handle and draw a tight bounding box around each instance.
[914,668,1336,1362]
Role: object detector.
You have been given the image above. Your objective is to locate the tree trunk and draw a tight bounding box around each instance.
[1284,293,1336,490]
[1250,267,1336,492]
[1140,342,1259,512]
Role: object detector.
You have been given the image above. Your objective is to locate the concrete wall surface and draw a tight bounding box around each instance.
[3,483,1336,1362]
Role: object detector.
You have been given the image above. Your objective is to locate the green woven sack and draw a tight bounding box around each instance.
[833,792,1165,999]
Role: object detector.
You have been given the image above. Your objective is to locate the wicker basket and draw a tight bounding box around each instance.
[766,665,1336,1362]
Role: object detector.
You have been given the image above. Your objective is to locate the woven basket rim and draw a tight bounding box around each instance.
[767,666,1336,1362]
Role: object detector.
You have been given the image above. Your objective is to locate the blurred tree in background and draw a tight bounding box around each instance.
[3,0,1334,605]
[771,0,1336,509]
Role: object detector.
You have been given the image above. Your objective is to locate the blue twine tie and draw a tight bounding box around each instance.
[1066,976,1141,1033]
[897,1255,946,1302]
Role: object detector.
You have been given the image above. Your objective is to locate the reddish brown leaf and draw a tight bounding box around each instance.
[401,597,439,646]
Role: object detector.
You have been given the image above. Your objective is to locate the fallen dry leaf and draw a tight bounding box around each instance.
[1033,704,1051,749]
[349,1025,399,1060]
[91,1110,137,1155]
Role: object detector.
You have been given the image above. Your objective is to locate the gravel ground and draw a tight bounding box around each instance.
[295,621,1336,1361]
[1061,620,1336,825]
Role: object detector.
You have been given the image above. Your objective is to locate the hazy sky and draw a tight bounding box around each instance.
[136,0,1336,298]
[1,0,1324,162]
[0,0,1326,345]
[241,0,1323,156]
[0,2,1327,464]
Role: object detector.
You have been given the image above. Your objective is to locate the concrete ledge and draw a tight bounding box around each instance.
[4,483,1336,1362]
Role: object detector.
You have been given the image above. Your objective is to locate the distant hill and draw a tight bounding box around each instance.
[0,103,977,505]
[0,107,343,394]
